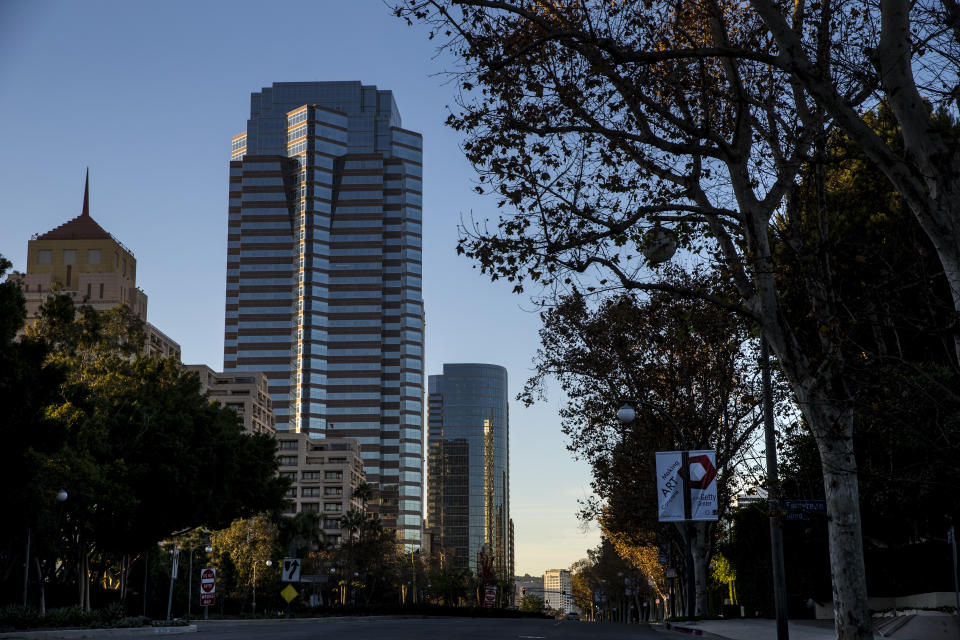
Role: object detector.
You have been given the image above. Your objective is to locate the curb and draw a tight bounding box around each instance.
[663,622,731,639]
[0,625,197,639]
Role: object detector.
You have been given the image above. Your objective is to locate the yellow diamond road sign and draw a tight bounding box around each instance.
[281,584,298,603]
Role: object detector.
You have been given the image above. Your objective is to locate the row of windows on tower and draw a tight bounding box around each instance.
[36,249,128,274]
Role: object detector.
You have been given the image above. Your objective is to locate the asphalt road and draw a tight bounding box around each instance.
[134,617,675,640]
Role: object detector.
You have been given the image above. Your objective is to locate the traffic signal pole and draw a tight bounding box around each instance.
[762,337,789,640]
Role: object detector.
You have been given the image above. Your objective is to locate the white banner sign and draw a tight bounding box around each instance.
[688,449,719,521]
[655,451,685,521]
[656,449,719,521]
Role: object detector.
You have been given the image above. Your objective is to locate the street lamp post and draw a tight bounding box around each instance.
[617,400,696,621]
[23,489,68,610]
[203,545,212,620]
[329,567,336,606]
[253,559,272,616]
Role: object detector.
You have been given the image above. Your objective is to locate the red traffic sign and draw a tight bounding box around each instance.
[200,593,215,606]
[200,567,216,594]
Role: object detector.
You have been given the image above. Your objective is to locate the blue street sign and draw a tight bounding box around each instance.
[783,499,827,520]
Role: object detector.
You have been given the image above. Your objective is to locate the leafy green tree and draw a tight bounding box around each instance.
[425,556,470,606]
[519,593,544,612]
[0,256,66,606]
[569,558,596,619]
[209,515,278,613]
[277,511,325,558]
[3,291,289,609]
[523,267,765,613]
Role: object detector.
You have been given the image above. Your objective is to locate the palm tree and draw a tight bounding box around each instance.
[350,482,373,507]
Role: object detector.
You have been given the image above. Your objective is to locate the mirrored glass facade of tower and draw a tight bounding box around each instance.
[427,364,512,577]
[222,82,424,547]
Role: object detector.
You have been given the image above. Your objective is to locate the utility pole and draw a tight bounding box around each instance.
[166,543,180,623]
[762,337,789,640]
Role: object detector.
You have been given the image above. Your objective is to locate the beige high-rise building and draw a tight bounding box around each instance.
[8,171,181,360]
[13,172,147,321]
[185,364,276,435]
[275,431,367,547]
[544,569,572,613]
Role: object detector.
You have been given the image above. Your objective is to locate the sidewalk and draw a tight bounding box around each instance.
[0,625,196,639]
[663,619,836,640]
[662,615,960,640]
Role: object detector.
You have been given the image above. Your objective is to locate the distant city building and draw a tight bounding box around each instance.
[514,574,544,606]
[8,171,179,359]
[426,364,512,577]
[223,82,425,548]
[543,569,572,613]
[184,364,276,435]
[275,431,367,547]
[146,323,181,361]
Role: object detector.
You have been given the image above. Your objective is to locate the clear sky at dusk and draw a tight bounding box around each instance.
[0,0,600,575]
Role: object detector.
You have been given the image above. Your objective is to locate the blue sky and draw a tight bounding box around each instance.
[0,0,599,574]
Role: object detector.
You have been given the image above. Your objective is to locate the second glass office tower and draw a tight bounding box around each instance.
[223,82,424,547]
[427,364,512,577]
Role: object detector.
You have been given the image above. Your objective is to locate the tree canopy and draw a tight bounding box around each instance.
[0,276,288,608]
[394,2,960,636]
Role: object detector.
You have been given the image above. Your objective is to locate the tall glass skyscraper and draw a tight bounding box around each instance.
[222,82,424,546]
[426,364,512,577]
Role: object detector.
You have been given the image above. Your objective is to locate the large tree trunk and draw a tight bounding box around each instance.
[35,558,46,616]
[693,522,712,616]
[819,438,871,640]
[801,399,872,640]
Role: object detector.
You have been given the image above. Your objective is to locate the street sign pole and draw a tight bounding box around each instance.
[762,336,790,640]
[950,526,959,630]
[199,567,216,620]
[681,450,695,621]
[166,544,180,623]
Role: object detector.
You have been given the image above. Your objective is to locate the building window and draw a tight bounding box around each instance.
[86,283,91,298]
[99,283,104,298]
[323,502,341,512]
[114,253,119,267]
[279,456,298,466]
[302,471,322,480]
[37,250,52,265]
[324,471,342,480]
[302,503,319,512]
[122,259,126,275]
[302,487,321,497]
[87,249,101,264]
[324,487,343,496]
[63,250,77,265]
[279,441,298,450]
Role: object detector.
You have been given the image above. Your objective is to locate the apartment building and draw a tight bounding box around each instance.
[185,364,276,435]
[275,431,367,547]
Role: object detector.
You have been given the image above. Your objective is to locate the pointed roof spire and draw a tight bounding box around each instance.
[35,167,111,241]
[81,167,90,217]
